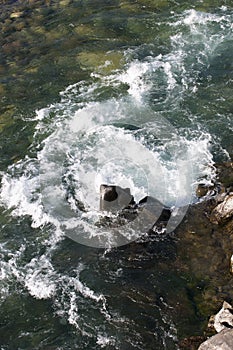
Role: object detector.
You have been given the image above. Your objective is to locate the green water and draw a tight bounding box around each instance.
[0,1,233,349]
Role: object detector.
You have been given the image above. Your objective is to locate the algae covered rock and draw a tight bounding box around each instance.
[77,50,125,74]
[0,105,16,133]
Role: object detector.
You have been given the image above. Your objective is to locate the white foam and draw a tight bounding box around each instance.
[24,255,56,299]
[118,55,181,104]
[172,9,227,27]
[0,97,216,247]
[0,165,47,229]
[119,60,153,102]
[67,291,80,329]
[0,7,222,246]
[97,334,116,348]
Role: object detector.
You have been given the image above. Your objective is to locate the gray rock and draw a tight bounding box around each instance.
[199,303,233,350]
[198,329,233,350]
[210,194,233,224]
[212,301,233,333]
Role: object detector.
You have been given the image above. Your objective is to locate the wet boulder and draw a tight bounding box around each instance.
[99,184,135,212]
[210,194,233,224]
[99,184,171,230]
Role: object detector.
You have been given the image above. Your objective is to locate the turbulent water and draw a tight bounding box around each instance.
[0,1,233,349]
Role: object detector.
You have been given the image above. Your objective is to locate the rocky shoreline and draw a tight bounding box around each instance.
[175,161,233,349]
[97,161,233,349]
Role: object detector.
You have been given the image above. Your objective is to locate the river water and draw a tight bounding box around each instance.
[0,1,233,349]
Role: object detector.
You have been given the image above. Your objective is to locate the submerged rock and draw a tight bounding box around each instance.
[76,51,125,74]
[136,0,169,10]
[0,84,5,96]
[0,105,16,133]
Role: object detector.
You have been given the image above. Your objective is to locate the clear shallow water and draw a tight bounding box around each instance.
[0,1,233,349]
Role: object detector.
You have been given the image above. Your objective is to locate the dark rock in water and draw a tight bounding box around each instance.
[100,184,118,203]
[99,184,135,212]
[196,184,210,198]
[96,184,137,228]
[99,184,171,230]
[198,329,233,350]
